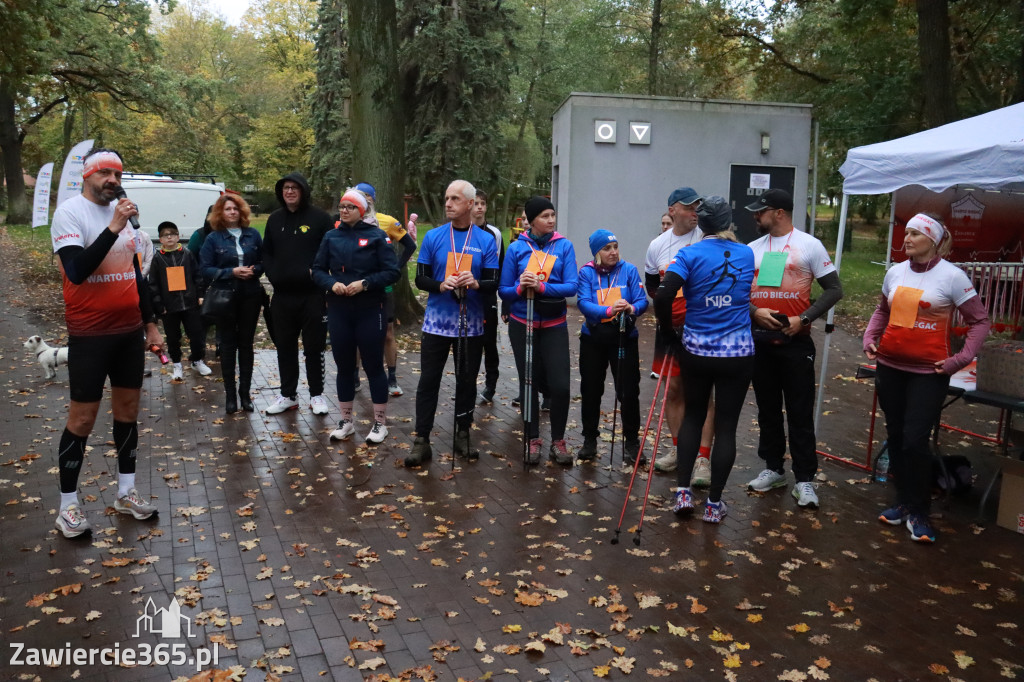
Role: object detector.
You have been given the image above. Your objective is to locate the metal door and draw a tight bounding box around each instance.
[728,165,796,244]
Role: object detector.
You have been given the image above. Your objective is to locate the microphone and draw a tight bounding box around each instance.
[112,186,141,230]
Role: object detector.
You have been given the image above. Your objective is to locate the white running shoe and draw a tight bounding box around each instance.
[55,504,92,538]
[389,379,404,397]
[747,468,787,492]
[365,421,388,444]
[653,449,677,472]
[114,488,157,520]
[792,482,819,509]
[191,359,213,376]
[171,363,184,381]
[309,395,330,415]
[691,456,712,487]
[266,395,299,415]
[330,419,356,441]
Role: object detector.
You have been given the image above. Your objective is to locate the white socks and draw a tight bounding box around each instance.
[60,492,79,510]
[118,473,136,498]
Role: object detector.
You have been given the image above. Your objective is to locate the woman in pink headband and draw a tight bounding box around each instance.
[862,213,990,544]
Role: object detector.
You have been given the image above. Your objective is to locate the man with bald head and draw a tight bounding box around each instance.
[405,180,500,467]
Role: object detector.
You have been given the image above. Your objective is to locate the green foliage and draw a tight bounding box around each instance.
[310,0,351,206]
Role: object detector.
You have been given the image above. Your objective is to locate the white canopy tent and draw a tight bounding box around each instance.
[814,103,1024,432]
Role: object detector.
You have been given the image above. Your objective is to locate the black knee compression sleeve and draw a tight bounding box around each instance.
[113,420,138,475]
[58,428,88,494]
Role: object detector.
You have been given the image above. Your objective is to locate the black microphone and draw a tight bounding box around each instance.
[112,186,141,230]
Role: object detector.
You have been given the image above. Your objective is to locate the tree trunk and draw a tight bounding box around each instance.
[648,0,662,96]
[0,82,30,224]
[916,0,958,127]
[348,0,421,322]
[1014,0,1024,103]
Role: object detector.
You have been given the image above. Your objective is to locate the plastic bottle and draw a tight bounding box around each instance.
[876,451,889,483]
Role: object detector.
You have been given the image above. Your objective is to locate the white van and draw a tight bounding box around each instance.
[119,176,224,241]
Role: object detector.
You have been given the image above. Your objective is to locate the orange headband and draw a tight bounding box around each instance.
[82,152,123,178]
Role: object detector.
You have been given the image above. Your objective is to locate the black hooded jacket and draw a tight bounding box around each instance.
[263,172,333,294]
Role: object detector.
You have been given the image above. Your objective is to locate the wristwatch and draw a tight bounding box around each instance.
[800,314,811,327]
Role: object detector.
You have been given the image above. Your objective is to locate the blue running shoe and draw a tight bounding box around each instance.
[673,487,695,515]
[878,504,907,526]
[702,499,728,524]
[906,515,937,543]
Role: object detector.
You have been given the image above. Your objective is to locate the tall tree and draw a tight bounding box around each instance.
[310,0,351,206]
[917,0,958,127]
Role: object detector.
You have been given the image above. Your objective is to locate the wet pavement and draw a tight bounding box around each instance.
[1,289,1022,681]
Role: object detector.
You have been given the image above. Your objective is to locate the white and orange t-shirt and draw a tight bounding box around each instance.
[876,259,977,370]
[644,226,703,326]
[749,228,835,334]
[51,194,142,336]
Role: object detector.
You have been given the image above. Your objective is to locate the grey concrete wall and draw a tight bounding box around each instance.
[551,93,813,273]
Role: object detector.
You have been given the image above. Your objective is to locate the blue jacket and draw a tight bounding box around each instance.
[576,259,648,338]
[199,228,264,297]
[311,220,400,308]
[498,231,578,327]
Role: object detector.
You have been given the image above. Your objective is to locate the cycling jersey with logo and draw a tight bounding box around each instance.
[666,238,755,357]
[877,259,977,369]
[748,228,835,327]
[51,194,141,336]
[645,226,704,326]
[418,222,499,337]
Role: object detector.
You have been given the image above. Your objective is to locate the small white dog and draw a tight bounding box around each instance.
[24,335,69,379]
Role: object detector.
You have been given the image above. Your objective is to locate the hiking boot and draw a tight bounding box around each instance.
[747,468,786,492]
[114,488,157,520]
[454,430,478,460]
[405,437,432,467]
[55,504,92,538]
[171,363,184,381]
[623,440,645,468]
[365,421,388,444]
[906,514,937,543]
[480,387,495,405]
[653,448,677,472]
[330,419,356,441]
[266,395,299,414]
[878,504,908,526]
[309,395,330,415]
[792,482,819,509]
[525,438,543,465]
[672,487,695,515]
[579,437,598,461]
[191,359,213,376]
[550,440,573,466]
[389,379,404,397]
[691,456,711,487]
[702,499,728,524]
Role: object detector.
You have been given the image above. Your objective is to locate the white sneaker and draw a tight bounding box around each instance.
[747,468,787,491]
[650,371,659,380]
[365,421,388,444]
[310,395,330,415]
[266,395,299,415]
[388,379,403,397]
[792,482,819,509]
[55,504,92,538]
[653,449,677,472]
[691,456,711,487]
[330,419,356,441]
[191,359,213,376]
[114,488,157,520]
[171,363,183,381]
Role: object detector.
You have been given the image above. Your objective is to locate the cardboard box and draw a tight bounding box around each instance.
[976,340,1024,400]
[996,458,1024,534]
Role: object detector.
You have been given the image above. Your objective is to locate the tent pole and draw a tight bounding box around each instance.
[814,193,850,436]
[809,120,819,237]
[884,192,895,268]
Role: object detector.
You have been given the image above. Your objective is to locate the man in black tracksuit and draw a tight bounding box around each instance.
[263,172,334,415]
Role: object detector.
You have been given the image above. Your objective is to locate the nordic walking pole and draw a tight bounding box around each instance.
[452,288,467,472]
[634,355,675,545]
[522,289,535,470]
[609,311,627,465]
[611,365,668,545]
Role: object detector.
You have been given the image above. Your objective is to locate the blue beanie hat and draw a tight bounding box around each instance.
[355,182,376,201]
[589,229,618,256]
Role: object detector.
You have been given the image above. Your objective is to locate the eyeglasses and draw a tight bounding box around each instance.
[338,204,360,211]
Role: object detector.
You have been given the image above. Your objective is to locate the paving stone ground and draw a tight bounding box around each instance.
[1,272,1022,682]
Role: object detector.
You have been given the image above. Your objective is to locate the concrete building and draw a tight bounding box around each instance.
[550,93,813,269]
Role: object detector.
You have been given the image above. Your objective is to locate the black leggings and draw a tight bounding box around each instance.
[676,349,754,501]
[217,292,262,393]
[328,302,388,404]
[579,332,640,441]
[508,321,570,441]
[874,363,949,515]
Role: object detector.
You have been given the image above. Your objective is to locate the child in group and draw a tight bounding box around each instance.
[149,221,212,380]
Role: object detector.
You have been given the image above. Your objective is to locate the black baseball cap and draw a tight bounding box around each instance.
[745,188,793,213]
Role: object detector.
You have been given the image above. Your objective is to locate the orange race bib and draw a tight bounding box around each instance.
[890,285,924,328]
[166,266,186,292]
[526,250,557,281]
[445,252,474,279]
[598,286,622,322]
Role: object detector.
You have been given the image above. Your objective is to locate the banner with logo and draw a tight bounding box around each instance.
[31,163,54,228]
[56,139,94,207]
